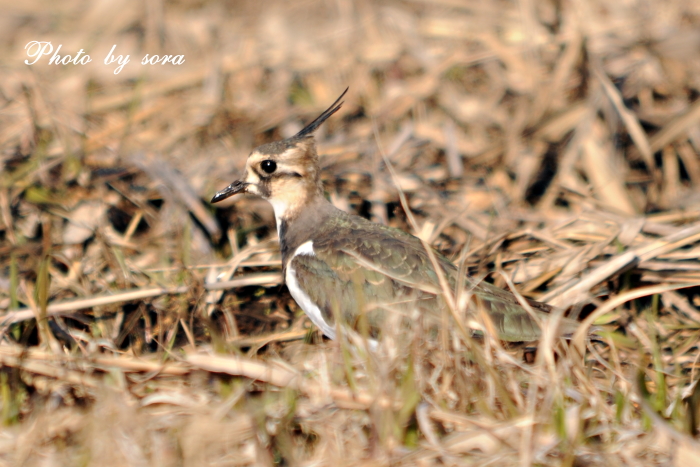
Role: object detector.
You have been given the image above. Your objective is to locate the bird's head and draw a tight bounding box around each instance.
[211,88,347,222]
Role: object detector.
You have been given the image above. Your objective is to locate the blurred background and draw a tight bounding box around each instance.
[1,0,700,465]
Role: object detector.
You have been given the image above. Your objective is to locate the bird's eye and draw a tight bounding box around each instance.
[261,160,277,174]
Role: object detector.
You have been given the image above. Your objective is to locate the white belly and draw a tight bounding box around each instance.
[285,241,336,340]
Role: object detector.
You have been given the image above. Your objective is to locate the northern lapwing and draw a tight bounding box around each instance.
[212,89,579,342]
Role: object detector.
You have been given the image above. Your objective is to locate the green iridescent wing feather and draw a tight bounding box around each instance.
[290,211,576,341]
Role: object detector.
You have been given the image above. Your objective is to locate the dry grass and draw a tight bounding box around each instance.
[1,0,700,465]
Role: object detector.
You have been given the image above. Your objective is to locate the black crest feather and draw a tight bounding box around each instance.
[293,87,348,139]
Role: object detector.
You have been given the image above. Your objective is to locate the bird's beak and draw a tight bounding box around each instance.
[211,180,249,203]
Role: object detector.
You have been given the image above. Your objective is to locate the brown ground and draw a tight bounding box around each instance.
[1,0,700,465]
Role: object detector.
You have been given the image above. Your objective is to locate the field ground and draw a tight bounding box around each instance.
[1,0,700,465]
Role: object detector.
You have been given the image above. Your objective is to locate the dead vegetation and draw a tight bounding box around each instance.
[1,0,700,465]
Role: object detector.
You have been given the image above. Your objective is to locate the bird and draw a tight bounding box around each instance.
[211,88,579,343]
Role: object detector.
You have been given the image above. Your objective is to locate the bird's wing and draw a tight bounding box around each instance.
[288,214,450,332]
[312,214,454,293]
[295,212,576,341]
[467,278,580,341]
[289,251,432,333]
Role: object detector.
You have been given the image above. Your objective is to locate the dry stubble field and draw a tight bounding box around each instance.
[1,0,700,465]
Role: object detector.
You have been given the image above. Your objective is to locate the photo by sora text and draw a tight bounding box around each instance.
[24,42,185,75]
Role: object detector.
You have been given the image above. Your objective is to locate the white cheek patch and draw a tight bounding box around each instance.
[285,241,337,340]
[247,168,259,180]
[268,199,288,234]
